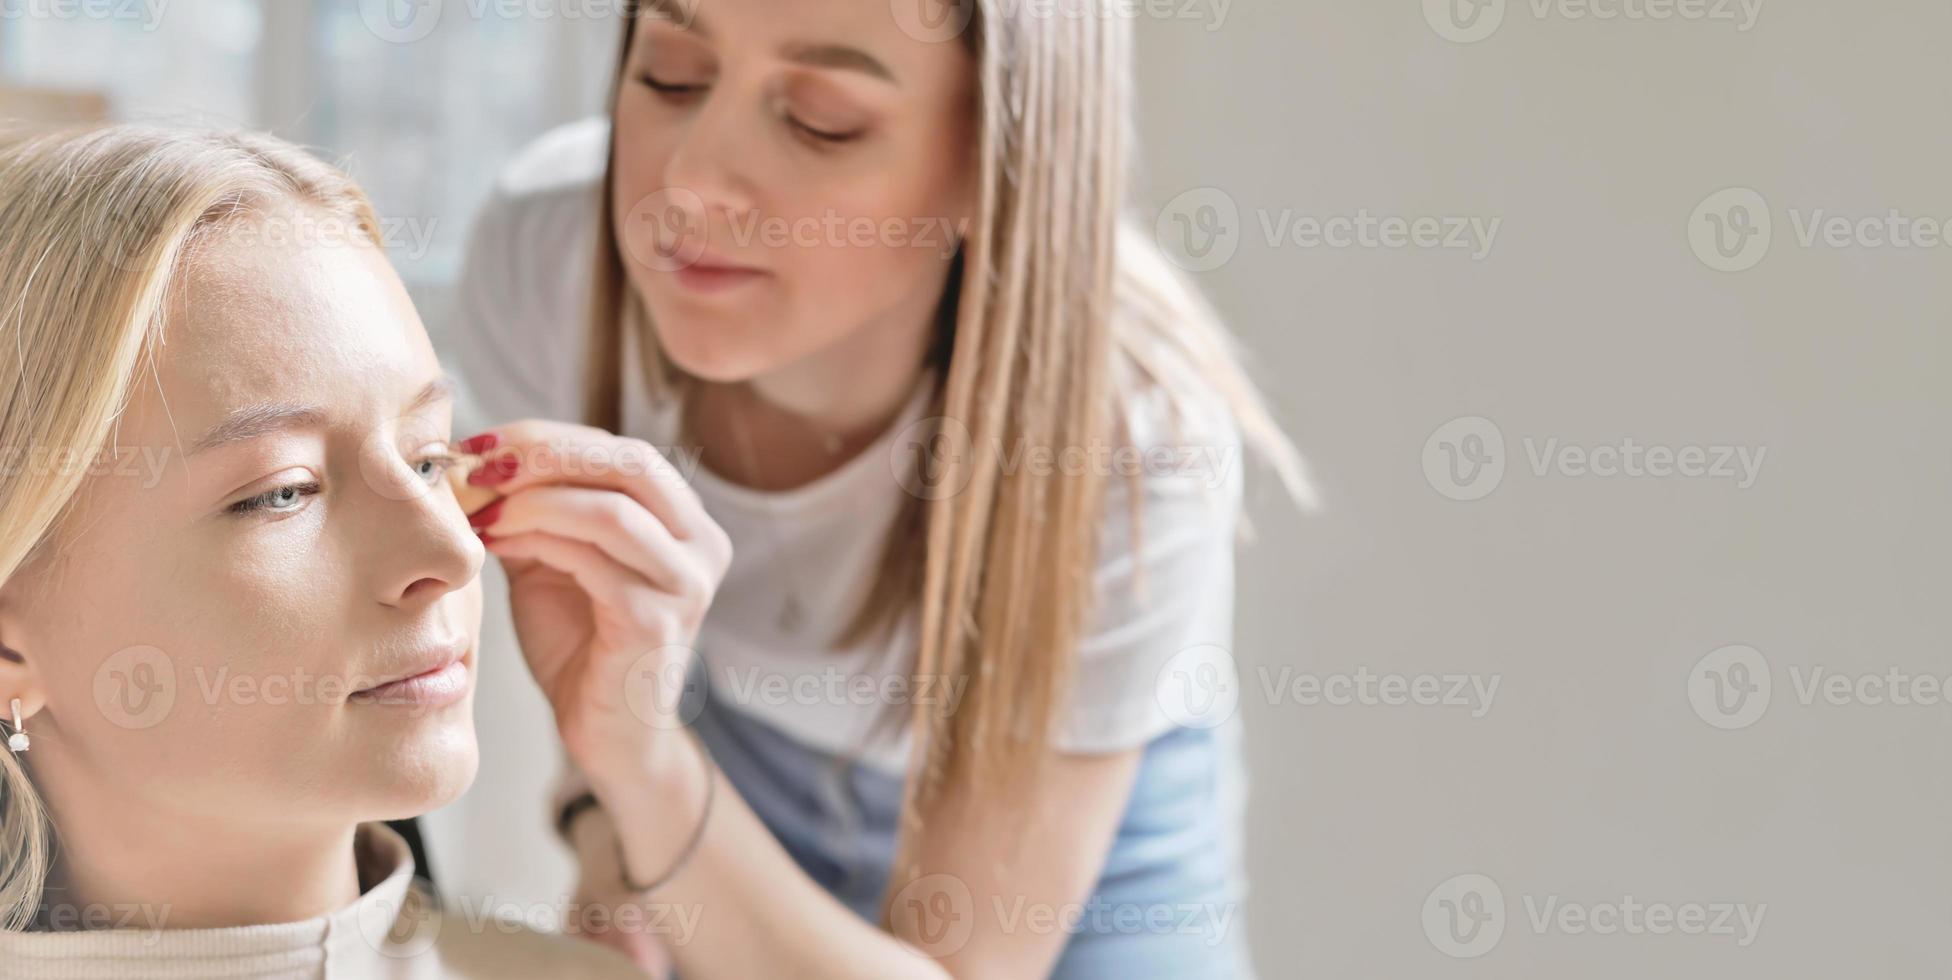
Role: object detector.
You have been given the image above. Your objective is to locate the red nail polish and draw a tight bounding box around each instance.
[457,432,500,454]
[467,453,519,486]
[469,499,505,530]
[477,531,495,546]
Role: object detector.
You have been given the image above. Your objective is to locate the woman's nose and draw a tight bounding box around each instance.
[371,469,486,610]
[655,89,758,220]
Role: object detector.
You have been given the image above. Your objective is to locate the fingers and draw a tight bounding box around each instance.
[485,531,687,639]
[480,485,712,599]
[448,464,501,515]
[460,420,715,543]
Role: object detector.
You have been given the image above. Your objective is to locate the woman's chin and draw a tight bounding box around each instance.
[653,329,767,384]
[642,302,788,383]
[363,723,480,819]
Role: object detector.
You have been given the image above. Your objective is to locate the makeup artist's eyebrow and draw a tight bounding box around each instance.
[635,0,897,85]
[781,42,898,84]
[186,376,455,457]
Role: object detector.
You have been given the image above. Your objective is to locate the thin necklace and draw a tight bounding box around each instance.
[724,387,811,633]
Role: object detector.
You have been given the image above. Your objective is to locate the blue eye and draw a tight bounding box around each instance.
[415,452,460,486]
[230,481,320,516]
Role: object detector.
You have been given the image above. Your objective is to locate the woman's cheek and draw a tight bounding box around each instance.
[199,524,346,680]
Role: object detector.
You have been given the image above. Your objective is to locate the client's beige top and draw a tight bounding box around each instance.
[0,823,647,979]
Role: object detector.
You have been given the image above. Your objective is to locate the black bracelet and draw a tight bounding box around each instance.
[617,739,717,895]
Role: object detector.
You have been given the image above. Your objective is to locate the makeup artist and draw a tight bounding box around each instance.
[442,1,1307,977]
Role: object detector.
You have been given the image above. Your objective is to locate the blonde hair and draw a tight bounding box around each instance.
[584,0,1308,913]
[0,124,380,930]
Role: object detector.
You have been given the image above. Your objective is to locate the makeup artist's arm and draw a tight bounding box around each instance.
[592,729,1141,980]
[467,421,1145,980]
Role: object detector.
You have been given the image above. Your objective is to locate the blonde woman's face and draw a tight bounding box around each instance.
[2,211,484,830]
[611,0,976,382]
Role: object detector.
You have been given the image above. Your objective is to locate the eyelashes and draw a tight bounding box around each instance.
[229,480,322,516]
[227,452,461,518]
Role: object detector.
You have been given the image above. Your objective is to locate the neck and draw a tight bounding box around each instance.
[746,306,935,440]
[692,287,939,490]
[33,754,361,929]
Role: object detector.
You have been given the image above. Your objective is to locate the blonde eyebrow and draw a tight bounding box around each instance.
[187,376,454,457]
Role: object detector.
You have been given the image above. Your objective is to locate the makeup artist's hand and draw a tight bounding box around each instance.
[456,421,731,786]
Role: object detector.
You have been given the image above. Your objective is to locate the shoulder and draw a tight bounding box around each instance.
[466,117,609,269]
[1056,371,1245,754]
[493,116,610,204]
[1097,366,1245,556]
[445,119,612,425]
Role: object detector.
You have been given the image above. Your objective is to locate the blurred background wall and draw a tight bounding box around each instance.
[5,2,1947,975]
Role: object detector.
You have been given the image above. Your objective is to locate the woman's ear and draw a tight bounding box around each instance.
[0,592,49,724]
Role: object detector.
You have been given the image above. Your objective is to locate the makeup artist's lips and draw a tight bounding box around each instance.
[672,254,770,295]
[350,641,472,708]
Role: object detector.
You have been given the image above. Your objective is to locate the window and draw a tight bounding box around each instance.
[1,0,617,299]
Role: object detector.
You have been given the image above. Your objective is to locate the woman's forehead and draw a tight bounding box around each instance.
[108,230,438,463]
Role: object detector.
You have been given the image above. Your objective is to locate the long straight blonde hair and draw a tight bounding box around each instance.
[581,0,1309,906]
[0,124,381,930]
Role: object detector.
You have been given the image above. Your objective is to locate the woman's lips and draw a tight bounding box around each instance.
[672,261,769,294]
[350,652,472,708]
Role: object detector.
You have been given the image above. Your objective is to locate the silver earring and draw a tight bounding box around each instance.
[8,698,27,753]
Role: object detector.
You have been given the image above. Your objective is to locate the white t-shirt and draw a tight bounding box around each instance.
[442,119,1244,775]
